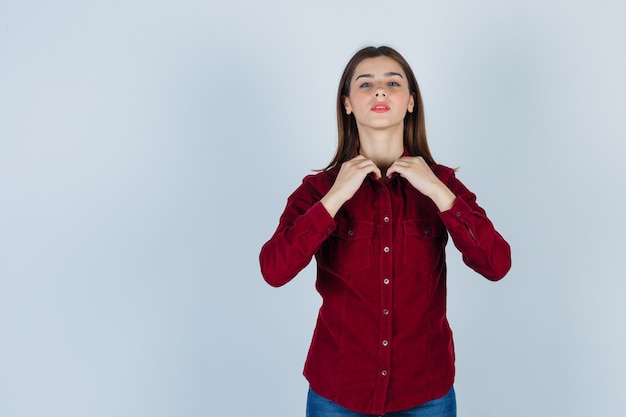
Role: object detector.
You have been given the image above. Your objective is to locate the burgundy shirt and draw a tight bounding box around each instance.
[259,163,511,415]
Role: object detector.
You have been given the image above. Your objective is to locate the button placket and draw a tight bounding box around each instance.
[373,180,393,408]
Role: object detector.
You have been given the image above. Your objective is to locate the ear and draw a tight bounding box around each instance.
[343,95,353,115]
[407,94,415,113]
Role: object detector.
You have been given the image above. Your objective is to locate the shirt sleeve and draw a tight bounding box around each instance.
[259,179,337,287]
[438,169,511,281]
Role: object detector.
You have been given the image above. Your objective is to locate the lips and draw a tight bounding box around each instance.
[371,102,390,113]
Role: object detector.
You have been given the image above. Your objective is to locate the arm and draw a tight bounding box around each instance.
[438,169,511,281]
[260,156,381,287]
[259,181,336,287]
[387,157,511,280]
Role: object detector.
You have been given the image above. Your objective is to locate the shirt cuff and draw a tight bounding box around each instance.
[307,201,337,237]
[438,196,471,225]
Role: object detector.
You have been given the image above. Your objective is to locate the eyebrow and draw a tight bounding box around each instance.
[355,72,404,80]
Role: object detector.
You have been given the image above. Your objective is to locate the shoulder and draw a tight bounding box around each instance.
[430,163,477,198]
[301,168,338,194]
[285,169,337,202]
[430,163,456,182]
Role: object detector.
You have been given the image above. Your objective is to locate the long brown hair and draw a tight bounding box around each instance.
[322,46,435,170]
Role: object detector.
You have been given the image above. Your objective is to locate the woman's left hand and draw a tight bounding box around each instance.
[387,156,457,211]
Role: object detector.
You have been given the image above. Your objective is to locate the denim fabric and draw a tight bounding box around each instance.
[306,386,456,417]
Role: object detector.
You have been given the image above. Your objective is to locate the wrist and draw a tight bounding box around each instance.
[321,190,347,218]
[430,186,456,212]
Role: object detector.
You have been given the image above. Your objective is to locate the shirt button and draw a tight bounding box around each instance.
[424,228,431,235]
[383,309,389,315]
[383,216,390,223]
[383,278,390,285]
[383,246,390,253]
[382,340,389,346]
[381,370,388,376]
[455,212,462,217]
[347,230,353,236]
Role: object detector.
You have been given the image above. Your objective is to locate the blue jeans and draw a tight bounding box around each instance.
[306,386,456,417]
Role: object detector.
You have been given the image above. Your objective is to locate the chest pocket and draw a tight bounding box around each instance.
[402,218,447,275]
[320,219,375,275]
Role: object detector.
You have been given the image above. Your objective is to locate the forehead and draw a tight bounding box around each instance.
[352,56,406,79]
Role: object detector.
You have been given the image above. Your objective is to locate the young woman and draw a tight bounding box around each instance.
[259,46,511,417]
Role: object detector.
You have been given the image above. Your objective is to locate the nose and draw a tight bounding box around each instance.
[375,87,387,98]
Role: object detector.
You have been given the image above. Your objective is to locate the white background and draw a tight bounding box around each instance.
[1,1,625,416]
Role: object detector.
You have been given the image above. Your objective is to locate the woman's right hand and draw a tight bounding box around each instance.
[320,155,381,217]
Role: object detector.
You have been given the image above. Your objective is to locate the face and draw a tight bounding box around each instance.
[343,56,415,133]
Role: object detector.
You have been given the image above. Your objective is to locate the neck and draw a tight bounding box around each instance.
[357,126,404,176]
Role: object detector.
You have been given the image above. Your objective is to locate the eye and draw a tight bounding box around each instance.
[389,81,400,87]
[359,82,372,88]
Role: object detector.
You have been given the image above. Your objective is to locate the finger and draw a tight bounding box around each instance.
[371,165,382,179]
[341,155,364,168]
[386,161,405,177]
[347,155,374,169]
[350,154,368,163]
[355,160,381,179]
[355,159,378,170]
